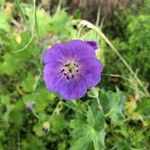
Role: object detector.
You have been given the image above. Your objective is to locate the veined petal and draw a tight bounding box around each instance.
[58,76,87,100]
[43,62,63,92]
[68,40,96,60]
[43,43,76,64]
[79,57,103,88]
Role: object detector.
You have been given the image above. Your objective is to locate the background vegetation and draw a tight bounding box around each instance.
[0,0,150,149]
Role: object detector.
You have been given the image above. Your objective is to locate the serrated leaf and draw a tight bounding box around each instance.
[49,10,75,38]
[51,114,66,133]
[99,89,125,125]
[23,88,55,112]
[24,5,51,37]
[87,105,105,131]
[9,108,24,127]
[21,73,35,92]
[70,106,105,150]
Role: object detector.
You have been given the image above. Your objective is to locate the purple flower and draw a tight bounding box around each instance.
[43,40,103,100]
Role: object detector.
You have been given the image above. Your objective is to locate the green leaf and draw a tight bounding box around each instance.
[70,106,105,150]
[21,73,35,92]
[23,88,56,112]
[33,121,46,137]
[0,32,37,75]
[49,10,75,38]
[51,114,66,133]
[136,98,150,118]
[24,5,51,37]
[87,105,105,131]
[58,141,67,150]
[99,89,125,125]
[0,11,11,32]
[21,135,46,150]
[9,108,24,127]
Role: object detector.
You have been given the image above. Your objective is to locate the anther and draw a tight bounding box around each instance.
[74,63,78,67]
[61,69,65,73]
[69,69,72,73]
[65,63,70,66]
[72,74,74,78]
[67,76,70,80]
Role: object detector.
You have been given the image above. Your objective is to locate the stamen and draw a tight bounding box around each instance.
[67,76,70,80]
[65,63,70,66]
[61,69,65,73]
[62,61,79,80]
[74,63,78,67]
[72,74,74,78]
[69,69,72,73]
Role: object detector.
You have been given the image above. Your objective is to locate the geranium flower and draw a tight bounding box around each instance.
[43,40,103,100]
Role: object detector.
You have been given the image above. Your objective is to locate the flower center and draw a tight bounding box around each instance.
[61,60,79,80]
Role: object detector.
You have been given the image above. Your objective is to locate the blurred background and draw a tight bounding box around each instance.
[0,0,150,150]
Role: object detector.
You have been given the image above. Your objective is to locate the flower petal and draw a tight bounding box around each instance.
[43,43,76,64]
[86,40,98,50]
[79,57,103,88]
[58,76,87,100]
[68,40,96,60]
[43,62,63,92]
[43,40,97,64]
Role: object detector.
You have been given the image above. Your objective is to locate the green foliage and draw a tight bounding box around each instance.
[21,73,35,92]
[24,5,51,37]
[104,1,150,82]
[0,31,37,75]
[9,108,24,127]
[51,114,66,133]
[21,135,46,150]
[99,88,125,125]
[137,98,150,124]
[48,9,76,39]
[0,0,150,150]
[70,105,105,150]
[126,14,150,80]
[0,10,11,32]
